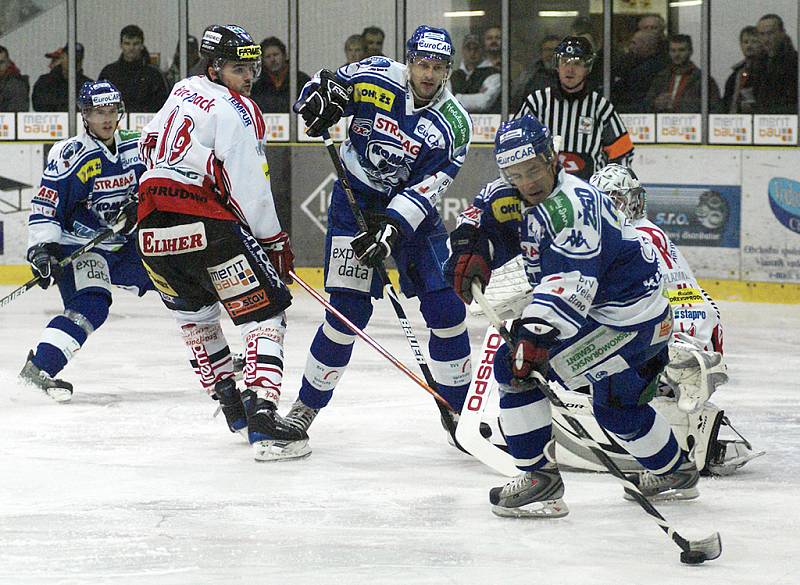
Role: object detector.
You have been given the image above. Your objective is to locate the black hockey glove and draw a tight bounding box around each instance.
[114,197,139,234]
[351,219,400,268]
[28,242,63,290]
[508,317,560,389]
[293,70,352,137]
[443,223,492,304]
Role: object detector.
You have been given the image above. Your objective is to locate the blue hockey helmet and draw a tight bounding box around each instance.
[406,25,454,64]
[552,36,595,71]
[494,115,556,181]
[78,80,125,114]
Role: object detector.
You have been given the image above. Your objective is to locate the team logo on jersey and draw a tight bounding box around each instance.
[353,83,395,111]
[77,158,102,183]
[578,116,594,134]
[225,95,252,127]
[351,117,373,136]
[373,114,421,156]
[223,289,271,317]
[557,152,585,173]
[93,170,136,193]
[61,141,83,161]
[356,56,391,69]
[490,196,521,223]
[667,288,704,305]
[207,254,260,300]
[33,186,58,204]
[172,86,216,112]
[30,203,56,218]
[367,140,405,172]
[139,222,208,257]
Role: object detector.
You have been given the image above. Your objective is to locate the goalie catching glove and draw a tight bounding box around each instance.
[508,315,560,389]
[351,219,400,268]
[260,231,295,284]
[293,70,352,137]
[444,223,493,304]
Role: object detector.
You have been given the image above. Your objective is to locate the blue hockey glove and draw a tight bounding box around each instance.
[443,223,492,304]
[509,317,560,388]
[28,242,63,290]
[293,70,352,137]
[351,219,400,268]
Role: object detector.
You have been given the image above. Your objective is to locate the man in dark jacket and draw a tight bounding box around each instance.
[612,30,669,112]
[0,45,29,111]
[98,25,168,113]
[250,37,310,113]
[32,43,91,111]
[722,26,767,114]
[756,13,798,114]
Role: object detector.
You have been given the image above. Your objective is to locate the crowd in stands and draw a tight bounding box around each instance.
[0,14,797,116]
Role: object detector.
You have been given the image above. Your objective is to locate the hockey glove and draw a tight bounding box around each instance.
[28,242,63,290]
[350,219,400,268]
[508,316,560,388]
[114,197,139,234]
[260,231,295,284]
[293,70,352,137]
[443,223,492,304]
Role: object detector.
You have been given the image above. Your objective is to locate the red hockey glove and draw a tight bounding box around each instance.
[260,231,295,284]
[509,318,559,388]
[443,223,492,304]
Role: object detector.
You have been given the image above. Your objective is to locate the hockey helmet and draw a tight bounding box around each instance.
[78,80,124,115]
[406,25,454,64]
[494,115,556,180]
[552,36,595,71]
[200,24,262,77]
[589,163,646,220]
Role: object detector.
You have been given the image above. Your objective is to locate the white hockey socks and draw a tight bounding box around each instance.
[240,315,286,406]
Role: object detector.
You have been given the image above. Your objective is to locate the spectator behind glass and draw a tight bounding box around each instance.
[32,43,92,112]
[570,16,603,92]
[164,35,201,87]
[250,37,310,114]
[612,29,668,112]
[361,26,385,57]
[510,35,559,112]
[722,26,767,114]
[454,30,501,113]
[449,34,483,95]
[756,13,798,114]
[481,25,502,68]
[646,34,720,113]
[0,45,29,112]
[344,34,366,64]
[98,24,169,113]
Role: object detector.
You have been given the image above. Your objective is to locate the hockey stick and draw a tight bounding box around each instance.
[318,130,461,440]
[471,281,722,565]
[0,213,130,310]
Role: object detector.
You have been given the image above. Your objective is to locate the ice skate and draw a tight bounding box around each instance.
[489,461,569,518]
[624,458,700,501]
[284,399,320,433]
[242,390,311,461]
[212,378,247,438]
[18,350,73,403]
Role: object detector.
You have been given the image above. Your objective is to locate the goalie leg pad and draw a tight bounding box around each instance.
[298,291,372,409]
[499,386,552,471]
[174,304,234,393]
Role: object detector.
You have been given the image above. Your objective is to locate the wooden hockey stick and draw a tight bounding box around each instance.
[471,281,722,565]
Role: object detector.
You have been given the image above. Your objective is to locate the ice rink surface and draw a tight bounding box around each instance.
[1,284,799,585]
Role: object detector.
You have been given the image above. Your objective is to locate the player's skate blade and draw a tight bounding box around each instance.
[252,439,311,462]
[18,350,73,403]
[489,463,569,518]
[624,459,700,501]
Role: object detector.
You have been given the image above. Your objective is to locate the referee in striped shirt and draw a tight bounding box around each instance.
[516,36,634,180]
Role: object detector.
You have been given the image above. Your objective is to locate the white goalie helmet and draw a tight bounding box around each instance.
[589,163,646,220]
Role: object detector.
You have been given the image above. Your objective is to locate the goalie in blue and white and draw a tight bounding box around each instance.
[289,26,473,447]
[445,115,699,518]
[18,81,152,401]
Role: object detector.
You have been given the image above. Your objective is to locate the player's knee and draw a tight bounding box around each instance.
[593,401,651,436]
[418,289,466,330]
[64,292,111,331]
[327,291,373,332]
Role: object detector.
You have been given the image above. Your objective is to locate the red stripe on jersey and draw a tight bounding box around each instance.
[138,176,237,222]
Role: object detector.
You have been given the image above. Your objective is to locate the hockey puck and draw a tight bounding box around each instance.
[680,550,707,565]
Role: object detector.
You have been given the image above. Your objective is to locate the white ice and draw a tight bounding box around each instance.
[1,285,798,584]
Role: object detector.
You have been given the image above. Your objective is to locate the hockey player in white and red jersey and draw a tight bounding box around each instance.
[589,164,728,414]
[136,24,308,461]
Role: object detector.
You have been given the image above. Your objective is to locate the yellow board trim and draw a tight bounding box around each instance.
[0,265,796,303]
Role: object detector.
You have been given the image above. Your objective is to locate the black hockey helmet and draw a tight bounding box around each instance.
[552,36,595,71]
[200,24,262,77]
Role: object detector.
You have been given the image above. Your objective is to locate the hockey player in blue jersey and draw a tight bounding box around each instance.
[18,81,152,402]
[444,115,700,517]
[289,26,473,445]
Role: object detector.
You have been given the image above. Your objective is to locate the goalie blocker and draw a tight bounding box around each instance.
[471,256,764,476]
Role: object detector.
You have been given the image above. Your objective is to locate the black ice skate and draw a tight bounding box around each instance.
[18,350,73,403]
[489,461,569,518]
[212,378,247,438]
[284,399,320,433]
[242,390,311,461]
[624,458,700,501]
